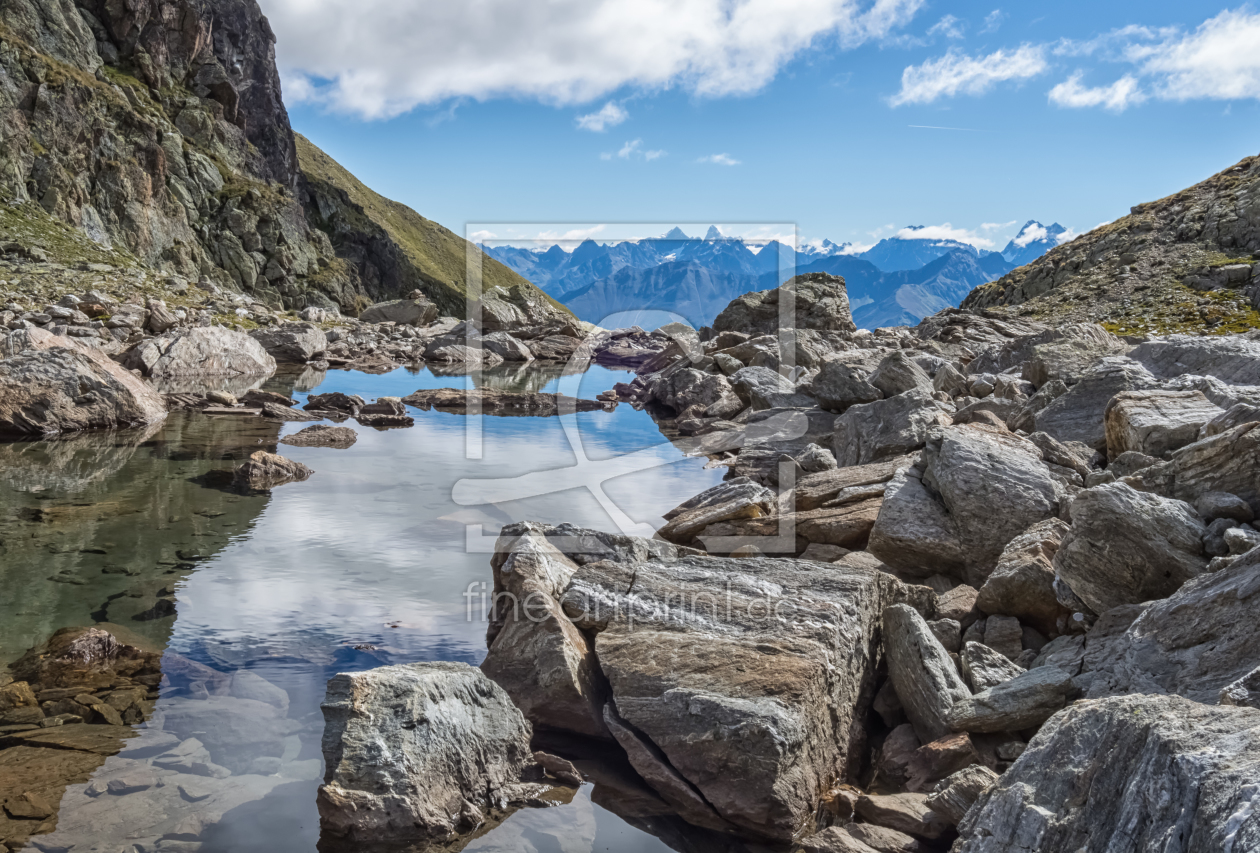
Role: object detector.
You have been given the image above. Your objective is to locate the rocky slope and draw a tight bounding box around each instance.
[964,154,1260,336]
[0,0,564,320]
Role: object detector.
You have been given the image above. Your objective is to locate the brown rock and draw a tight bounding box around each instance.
[233,450,313,490]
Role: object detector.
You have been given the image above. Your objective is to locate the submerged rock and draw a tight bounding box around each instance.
[318,662,553,844]
[401,387,609,416]
[280,425,358,449]
[233,450,313,490]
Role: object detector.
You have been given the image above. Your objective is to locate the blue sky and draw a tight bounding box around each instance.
[264,1,1260,252]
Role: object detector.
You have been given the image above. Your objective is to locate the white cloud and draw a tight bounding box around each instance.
[928,15,966,40]
[644,149,667,161]
[1012,223,1048,247]
[890,45,1048,106]
[895,224,996,249]
[266,0,926,120]
[1134,8,1260,101]
[981,10,1005,34]
[533,225,609,242]
[619,139,642,158]
[576,101,628,131]
[697,153,742,165]
[980,220,1018,231]
[470,229,498,242]
[1049,73,1146,111]
[603,140,666,161]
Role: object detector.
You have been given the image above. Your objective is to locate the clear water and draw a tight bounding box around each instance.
[0,364,773,853]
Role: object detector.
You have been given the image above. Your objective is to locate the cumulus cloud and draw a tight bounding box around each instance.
[265,0,926,119]
[576,101,628,131]
[1012,223,1048,247]
[895,224,996,249]
[1133,8,1260,101]
[1049,73,1146,111]
[698,153,742,165]
[603,140,666,161]
[890,45,1048,106]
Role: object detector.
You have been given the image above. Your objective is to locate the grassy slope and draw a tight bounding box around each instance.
[296,134,569,317]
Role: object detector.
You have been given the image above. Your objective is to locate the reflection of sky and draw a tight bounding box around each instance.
[172,361,722,691]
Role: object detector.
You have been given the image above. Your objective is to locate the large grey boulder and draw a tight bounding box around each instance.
[1053,482,1207,615]
[923,425,1060,586]
[1130,334,1260,385]
[883,604,971,743]
[123,326,277,379]
[1033,356,1159,450]
[318,662,546,844]
[0,344,167,435]
[956,695,1260,853]
[712,272,856,335]
[925,766,1000,826]
[1163,422,1260,518]
[481,528,608,738]
[358,296,439,326]
[788,455,914,512]
[1084,548,1260,704]
[481,330,534,361]
[976,519,1070,634]
[657,367,745,416]
[806,354,883,413]
[960,642,1025,693]
[868,467,967,580]
[1103,390,1222,459]
[248,322,328,363]
[967,323,1124,380]
[833,390,951,467]
[731,365,815,410]
[869,351,933,398]
[560,554,898,841]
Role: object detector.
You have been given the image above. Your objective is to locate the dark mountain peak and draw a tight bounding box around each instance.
[704,226,723,241]
[663,227,691,240]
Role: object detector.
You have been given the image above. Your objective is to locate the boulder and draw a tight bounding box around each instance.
[731,366,815,410]
[663,477,776,520]
[869,351,933,399]
[655,367,745,417]
[844,822,930,853]
[956,695,1260,852]
[922,425,1060,586]
[1130,334,1260,384]
[806,355,883,413]
[401,388,605,416]
[947,666,1075,733]
[874,723,921,789]
[904,732,982,793]
[656,492,775,546]
[975,519,1070,634]
[1201,402,1260,437]
[478,284,573,336]
[924,766,1000,826]
[788,456,914,512]
[480,529,607,739]
[798,827,883,853]
[1103,390,1222,459]
[123,326,276,379]
[882,604,971,743]
[854,793,951,841]
[833,390,952,467]
[1032,356,1159,450]
[1221,667,1260,709]
[960,642,1025,693]
[560,554,898,840]
[481,330,534,361]
[233,450,313,490]
[248,322,328,363]
[318,662,548,843]
[0,345,167,435]
[1163,422,1260,518]
[425,343,505,367]
[358,297,439,326]
[1053,482,1207,615]
[712,272,856,335]
[1084,548,1260,704]
[1194,491,1256,523]
[868,467,967,580]
[280,425,358,449]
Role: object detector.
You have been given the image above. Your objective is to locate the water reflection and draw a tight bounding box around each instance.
[0,364,734,853]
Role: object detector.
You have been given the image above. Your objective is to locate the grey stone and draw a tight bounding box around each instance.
[712,272,856,335]
[1104,390,1222,459]
[806,354,883,413]
[870,351,933,399]
[924,765,1000,826]
[833,390,951,467]
[854,793,951,841]
[883,604,971,743]
[480,331,534,362]
[947,666,1075,733]
[1130,334,1260,385]
[123,326,277,379]
[868,468,967,580]
[960,642,1025,693]
[844,822,929,853]
[976,519,1070,634]
[248,322,328,363]
[956,695,1260,853]
[1164,422,1260,518]
[358,297,439,326]
[730,366,815,410]
[1033,356,1159,450]
[1053,482,1207,615]
[1220,666,1260,709]
[318,662,544,843]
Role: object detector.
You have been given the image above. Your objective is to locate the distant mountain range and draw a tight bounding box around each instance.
[482,221,1070,330]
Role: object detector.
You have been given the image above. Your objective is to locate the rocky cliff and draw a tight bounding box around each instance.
[963,153,1260,336]
[0,0,563,319]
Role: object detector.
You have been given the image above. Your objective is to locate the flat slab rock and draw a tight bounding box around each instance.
[957,694,1260,853]
[280,424,358,448]
[559,554,905,841]
[401,387,610,416]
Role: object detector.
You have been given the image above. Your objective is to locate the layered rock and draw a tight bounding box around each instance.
[957,695,1260,852]
[123,327,276,380]
[712,273,856,335]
